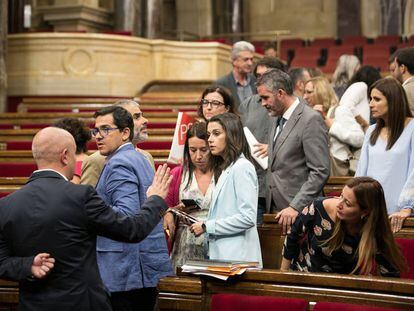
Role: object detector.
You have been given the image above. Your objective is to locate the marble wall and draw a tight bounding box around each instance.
[246,0,337,40]
[6,33,232,97]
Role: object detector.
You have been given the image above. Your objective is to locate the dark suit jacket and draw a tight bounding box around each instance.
[215,72,257,107]
[267,100,330,213]
[0,170,167,311]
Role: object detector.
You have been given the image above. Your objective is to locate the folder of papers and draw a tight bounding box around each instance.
[243,127,268,170]
[169,208,199,224]
[181,259,260,280]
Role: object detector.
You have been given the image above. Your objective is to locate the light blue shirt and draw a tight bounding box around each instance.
[356,120,414,214]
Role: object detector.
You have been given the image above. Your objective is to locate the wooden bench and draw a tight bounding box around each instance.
[138,80,212,107]
[0,112,185,122]
[157,270,414,310]
[0,128,174,143]
[0,149,171,163]
[0,161,176,178]
[323,176,352,197]
[18,101,198,113]
[18,97,126,113]
[2,270,411,310]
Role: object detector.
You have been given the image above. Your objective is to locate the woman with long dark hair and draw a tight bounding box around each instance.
[190,113,262,266]
[282,177,406,276]
[356,78,414,231]
[163,122,214,271]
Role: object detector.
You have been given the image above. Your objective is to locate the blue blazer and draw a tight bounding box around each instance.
[96,143,172,292]
[205,155,262,266]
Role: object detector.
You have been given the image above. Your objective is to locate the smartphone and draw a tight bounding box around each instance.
[181,199,201,211]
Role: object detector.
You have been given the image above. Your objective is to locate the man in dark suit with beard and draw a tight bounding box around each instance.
[0,127,172,311]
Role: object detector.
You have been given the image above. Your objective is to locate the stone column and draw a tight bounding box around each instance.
[380,0,402,35]
[361,0,381,38]
[8,0,24,34]
[0,0,7,112]
[176,0,212,39]
[114,0,143,36]
[404,0,414,37]
[35,0,113,32]
[337,0,361,38]
[145,0,162,38]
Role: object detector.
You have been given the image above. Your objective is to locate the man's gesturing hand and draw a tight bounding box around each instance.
[147,164,172,199]
[31,253,55,279]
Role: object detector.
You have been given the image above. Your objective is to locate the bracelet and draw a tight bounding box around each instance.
[160,207,174,217]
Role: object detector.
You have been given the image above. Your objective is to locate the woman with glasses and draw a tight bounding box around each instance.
[281,177,406,277]
[189,113,262,266]
[54,117,91,184]
[197,85,237,121]
[163,122,214,272]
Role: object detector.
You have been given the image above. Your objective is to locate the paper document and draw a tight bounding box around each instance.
[243,127,268,170]
[181,259,259,281]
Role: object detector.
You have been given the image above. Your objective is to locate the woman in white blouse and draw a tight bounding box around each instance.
[329,66,381,176]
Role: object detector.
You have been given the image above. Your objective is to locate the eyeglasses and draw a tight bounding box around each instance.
[200,98,225,108]
[90,127,119,137]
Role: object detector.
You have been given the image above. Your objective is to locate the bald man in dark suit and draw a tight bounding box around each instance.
[0,127,172,311]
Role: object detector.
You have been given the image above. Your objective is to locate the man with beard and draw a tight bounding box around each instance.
[256,69,329,235]
[81,100,153,186]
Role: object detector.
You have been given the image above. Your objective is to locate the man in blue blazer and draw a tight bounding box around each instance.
[92,106,172,311]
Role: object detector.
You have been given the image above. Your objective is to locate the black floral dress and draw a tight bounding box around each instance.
[283,198,399,277]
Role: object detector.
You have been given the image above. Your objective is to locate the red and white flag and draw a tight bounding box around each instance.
[167,112,195,164]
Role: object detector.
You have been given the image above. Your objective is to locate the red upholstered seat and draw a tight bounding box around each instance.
[154,161,177,170]
[210,294,307,311]
[395,238,414,279]
[137,141,172,150]
[341,35,368,46]
[20,124,50,129]
[313,301,401,311]
[374,35,401,45]
[147,122,176,129]
[280,38,305,62]
[0,163,37,177]
[86,140,172,151]
[310,38,337,48]
[6,141,32,150]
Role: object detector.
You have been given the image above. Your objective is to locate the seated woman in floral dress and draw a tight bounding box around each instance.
[281,177,407,277]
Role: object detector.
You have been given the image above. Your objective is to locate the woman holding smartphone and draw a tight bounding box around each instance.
[190,113,262,266]
[164,122,215,272]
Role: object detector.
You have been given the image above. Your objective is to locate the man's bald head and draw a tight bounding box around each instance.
[32,127,77,178]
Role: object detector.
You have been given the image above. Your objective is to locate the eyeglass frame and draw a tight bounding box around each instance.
[90,127,119,137]
[200,98,226,108]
